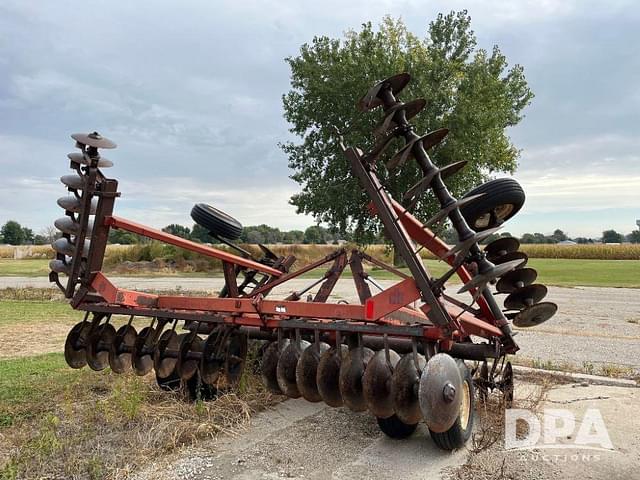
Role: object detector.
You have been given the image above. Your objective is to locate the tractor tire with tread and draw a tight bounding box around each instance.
[429,360,475,450]
[190,203,243,241]
[459,178,525,232]
[377,414,418,439]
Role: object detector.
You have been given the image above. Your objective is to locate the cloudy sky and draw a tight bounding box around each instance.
[1,0,638,238]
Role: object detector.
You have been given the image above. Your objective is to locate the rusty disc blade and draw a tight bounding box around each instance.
[86,323,116,371]
[67,152,114,168]
[504,284,548,310]
[387,128,448,171]
[418,353,462,433]
[339,346,375,412]
[64,321,91,369]
[317,345,348,407]
[109,325,137,374]
[57,196,98,214]
[224,330,248,386]
[49,259,70,275]
[485,237,520,262]
[496,267,538,293]
[154,330,180,379]
[363,349,400,419]
[296,341,330,402]
[493,251,528,268]
[200,329,223,385]
[458,258,527,294]
[513,302,557,328]
[357,72,411,111]
[54,216,93,237]
[391,353,426,424]
[261,340,289,394]
[176,334,204,381]
[132,326,156,376]
[71,132,117,149]
[277,340,310,398]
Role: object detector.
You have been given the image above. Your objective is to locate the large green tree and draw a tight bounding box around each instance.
[1,221,25,245]
[282,12,533,241]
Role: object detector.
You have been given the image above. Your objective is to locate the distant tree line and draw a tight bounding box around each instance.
[1,219,639,246]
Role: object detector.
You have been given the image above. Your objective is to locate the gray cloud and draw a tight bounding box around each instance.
[0,0,638,236]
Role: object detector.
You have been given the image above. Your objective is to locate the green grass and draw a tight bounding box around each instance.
[0,259,50,277]
[0,354,79,411]
[527,258,640,288]
[0,300,77,327]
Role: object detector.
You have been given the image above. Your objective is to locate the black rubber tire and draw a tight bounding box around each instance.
[429,360,475,451]
[190,203,243,241]
[459,178,525,232]
[377,414,418,439]
[156,370,218,401]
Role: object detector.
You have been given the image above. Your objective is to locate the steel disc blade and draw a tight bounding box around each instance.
[458,258,527,294]
[64,321,91,369]
[85,323,116,371]
[513,302,557,328]
[496,267,538,293]
[339,346,375,412]
[418,353,462,433]
[485,237,520,262]
[154,330,180,379]
[49,259,70,274]
[200,329,223,385]
[425,194,486,228]
[357,72,411,111]
[54,216,93,237]
[71,132,117,149]
[60,174,84,190]
[67,152,114,168]
[261,340,289,394]
[374,99,426,137]
[363,349,400,419]
[317,345,348,407]
[438,160,468,180]
[109,325,137,374]
[277,340,310,398]
[296,341,330,402]
[132,326,156,376]
[224,331,248,386]
[57,196,97,214]
[51,237,89,257]
[493,251,528,268]
[504,284,548,310]
[176,334,203,381]
[391,353,426,424]
[387,128,449,170]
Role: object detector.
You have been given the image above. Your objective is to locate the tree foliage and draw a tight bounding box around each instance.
[282,12,533,241]
[602,229,623,244]
[1,221,26,245]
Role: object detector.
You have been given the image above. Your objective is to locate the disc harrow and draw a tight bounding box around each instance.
[49,72,557,451]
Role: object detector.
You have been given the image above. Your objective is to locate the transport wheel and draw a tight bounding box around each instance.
[190,203,243,241]
[156,370,218,401]
[429,361,475,451]
[377,414,418,439]
[459,178,525,231]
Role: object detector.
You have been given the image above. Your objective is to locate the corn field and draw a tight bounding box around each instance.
[1,242,638,264]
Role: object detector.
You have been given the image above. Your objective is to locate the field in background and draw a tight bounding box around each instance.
[2,239,640,289]
[2,242,640,262]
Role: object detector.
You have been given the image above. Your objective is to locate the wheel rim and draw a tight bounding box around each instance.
[474,203,515,229]
[459,380,471,430]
